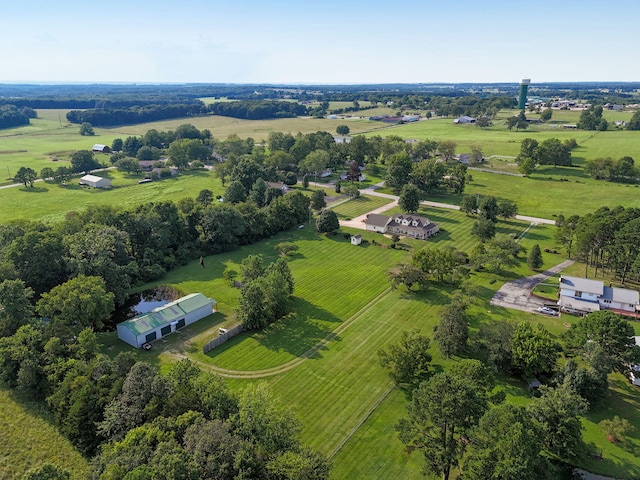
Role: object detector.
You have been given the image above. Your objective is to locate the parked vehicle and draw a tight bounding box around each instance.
[537,306,559,316]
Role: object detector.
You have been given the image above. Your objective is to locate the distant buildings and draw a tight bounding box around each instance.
[79,175,111,188]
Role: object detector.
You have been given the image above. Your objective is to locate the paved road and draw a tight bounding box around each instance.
[490,259,574,314]
[332,181,556,230]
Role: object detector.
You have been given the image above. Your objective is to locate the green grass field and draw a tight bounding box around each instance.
[3,106,640,478]
[330,194,393,219]
[91,204,640,479]
[0,169,222,224]
[0,388,90,480]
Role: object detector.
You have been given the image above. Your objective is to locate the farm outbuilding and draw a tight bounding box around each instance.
[92,144,111,153]
[80,174,111,188]
[351,234,362,245]
[117,293,217,348]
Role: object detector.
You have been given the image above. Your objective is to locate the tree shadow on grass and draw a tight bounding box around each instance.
[18,186,48,193]
[252,298,344,358]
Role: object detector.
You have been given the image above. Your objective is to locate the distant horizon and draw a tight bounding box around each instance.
[1,80,639,87]
[2,0,639,84]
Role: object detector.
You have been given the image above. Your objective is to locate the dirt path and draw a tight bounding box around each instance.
[490,259,574,313]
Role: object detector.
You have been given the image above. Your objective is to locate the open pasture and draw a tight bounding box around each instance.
[0,169,221,224]
[0,388,90,479]
[105,113,391,140]
[432,169,640,218]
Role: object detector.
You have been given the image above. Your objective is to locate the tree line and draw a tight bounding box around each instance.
[556,205,640,283]
[66,103,207,127]
[0,104,36,130]
[208,100,308,119]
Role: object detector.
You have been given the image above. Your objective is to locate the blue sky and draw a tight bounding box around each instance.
[1,0,638,84]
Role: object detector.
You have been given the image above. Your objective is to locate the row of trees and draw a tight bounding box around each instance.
[584,156,637,182]
[515,137,574,175]
[555,206,640,282]
[0,190,310,338]
[208,100,308,119]
[66,103,206,127]
[0,104,34,129]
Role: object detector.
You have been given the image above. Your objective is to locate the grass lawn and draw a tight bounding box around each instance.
[330,194,393,220]
[0,169,222,224]
[0,388,90,479]
[427,169,640,218]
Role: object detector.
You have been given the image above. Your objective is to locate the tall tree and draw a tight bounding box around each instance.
[36,275,115,336]
[397,372,488,480]
[434,301,469,358]
[399,184,420,214]
[529,385,588,460]
[511,322,559,378]
[384,153,413,192]
[527,244,543,270]
[70,150,100,173]
[14,167,37,187]
[464,404,552,480]
[378,329,432,389]
[315,209,339,234]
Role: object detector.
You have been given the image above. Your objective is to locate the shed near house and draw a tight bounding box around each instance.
[79,174,111,188]
[351,234,362,245]
[92,144,111,153]
[117,293,216,348]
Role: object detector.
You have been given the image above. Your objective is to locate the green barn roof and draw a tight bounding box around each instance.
[118,293,215,336]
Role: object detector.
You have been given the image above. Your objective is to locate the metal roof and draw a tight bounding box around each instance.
[559,296,601,313]
[118,293,214,336]
[81,174,106,183]
[559,276,603,295]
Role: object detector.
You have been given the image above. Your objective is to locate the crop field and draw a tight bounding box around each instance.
[0,388,90,479]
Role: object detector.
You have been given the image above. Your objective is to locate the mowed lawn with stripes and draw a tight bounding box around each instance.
[330,194,393,220]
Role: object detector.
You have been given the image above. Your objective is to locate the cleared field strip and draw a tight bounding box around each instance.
[329,388,424,480]
[264,290,452,455]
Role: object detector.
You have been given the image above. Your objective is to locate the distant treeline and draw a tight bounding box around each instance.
[0,96,204,109]
[66,103,207,126]
[208,100,308,119]
[0,104,36,129]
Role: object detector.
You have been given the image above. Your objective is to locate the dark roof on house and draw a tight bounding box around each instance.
[365,214,391,227]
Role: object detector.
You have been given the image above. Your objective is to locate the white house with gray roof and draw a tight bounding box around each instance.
[117,293,216,348]
[558,275,640,314]
[364,213,439,240]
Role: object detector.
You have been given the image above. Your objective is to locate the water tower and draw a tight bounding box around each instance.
[518,78,531,110]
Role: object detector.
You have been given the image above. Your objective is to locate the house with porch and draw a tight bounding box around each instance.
[364,213,439,240]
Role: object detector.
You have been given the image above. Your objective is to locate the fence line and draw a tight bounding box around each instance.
[202,324,243,353]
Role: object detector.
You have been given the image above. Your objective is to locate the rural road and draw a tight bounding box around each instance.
[489,259,574,314]
[328,181,557,229]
